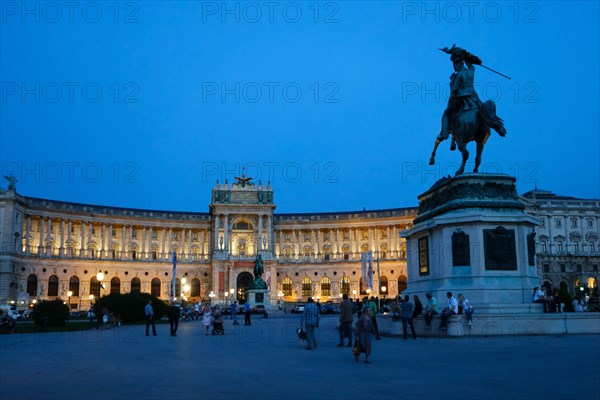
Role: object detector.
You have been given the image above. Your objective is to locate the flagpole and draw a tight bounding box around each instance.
[171,251,177,303]
[376,251,381,308]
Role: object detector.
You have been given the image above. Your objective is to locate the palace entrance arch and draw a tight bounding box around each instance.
[236,272,253,304]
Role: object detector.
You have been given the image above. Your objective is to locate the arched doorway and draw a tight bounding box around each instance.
[236,272,253,304]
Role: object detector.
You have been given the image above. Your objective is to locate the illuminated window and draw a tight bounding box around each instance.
[341,277,350,295]
[301,277,312,297]
[283,277,293,297]
[321,277,331,296]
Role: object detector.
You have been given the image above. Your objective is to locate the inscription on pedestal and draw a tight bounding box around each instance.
[418,237,429,276]
[452,231,471,266]
[484,226,516,270]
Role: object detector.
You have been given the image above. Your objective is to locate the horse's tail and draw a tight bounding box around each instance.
[479,100,507,137]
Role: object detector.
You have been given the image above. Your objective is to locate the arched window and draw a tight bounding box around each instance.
[151,278,161,297]
[48,275,59,297]
[131,278,141,294]
[191,278,200,297]
[26,274,38,296]
[398,275,408,294]
[282,277,293,297]
[321,276,332,296]
[69,276,80,297]
[588,277,597,289]
[90,277,100,297]
[110,277,121,294]
[301,277,312,297]
[341,277,350,295]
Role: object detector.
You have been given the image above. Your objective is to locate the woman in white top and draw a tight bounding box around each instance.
[458,294,474,325]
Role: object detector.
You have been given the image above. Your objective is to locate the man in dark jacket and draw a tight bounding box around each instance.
[338,294,354,347]
[168,304,180,337]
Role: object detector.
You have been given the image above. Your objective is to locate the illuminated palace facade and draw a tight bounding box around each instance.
[0,181,598,309]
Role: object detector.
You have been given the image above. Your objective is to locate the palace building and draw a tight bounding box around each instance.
[0,178,598,310]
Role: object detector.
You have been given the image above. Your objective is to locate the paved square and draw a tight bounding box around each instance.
[1,315,598,400]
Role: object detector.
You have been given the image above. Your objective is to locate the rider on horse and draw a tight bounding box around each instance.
[437,45,483,143]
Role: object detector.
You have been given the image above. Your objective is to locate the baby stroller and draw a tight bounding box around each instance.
[212,315,224,335]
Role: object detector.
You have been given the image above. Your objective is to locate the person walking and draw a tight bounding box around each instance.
[244,302,252,325]
[145,299,157,336]
[202,308,213,335]
[338,294,354,347]
[400,295,417,340]
[301,297,320,350]
[168,304,180,337]
[231,301,239,325]
[368,296,381,340]
[354,307,374,364]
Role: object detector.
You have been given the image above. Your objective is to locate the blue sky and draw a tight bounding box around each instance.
[1,1,599,213]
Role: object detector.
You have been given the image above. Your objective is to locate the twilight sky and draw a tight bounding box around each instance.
[1,1,599,213]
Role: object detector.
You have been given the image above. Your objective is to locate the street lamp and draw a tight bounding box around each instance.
[381,286,387,308]
[67,290,73,310]
[352,289,357,301]
[224,291,229,310]
[208,291,215,304]
[89,294,94,306]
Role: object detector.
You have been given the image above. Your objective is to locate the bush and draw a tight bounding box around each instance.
[93,293,168,323]
[33,300,70,327]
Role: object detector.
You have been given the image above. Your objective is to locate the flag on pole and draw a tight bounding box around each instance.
[366,251,374,292]
[361,251,374,293]
[171,251,177,300]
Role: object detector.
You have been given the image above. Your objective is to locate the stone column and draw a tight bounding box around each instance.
[392,225,397,256]
[89,221,94,256]
[214,216,220,250]
[107,223,113,257]
[81,220,86,257]
[46,217,53,256]
[161,227,167,259]
[278,230,283,258]
[257,214,263,251]
[121,225,126,258]
[317,229,322,257]
[311,229,316,257]
[141,226,146,258]
[101,223,106,258]
[200,229,205,259]
[67,220,72,256]
[147,226,153,259]
[60,219,65,256]
[224,214,229,253]
[38,216,45,254]
[336,228,342,259]
[25,215,31,253]
[167,228,173,257]
[291,229,296,259]
[187,228,192,260]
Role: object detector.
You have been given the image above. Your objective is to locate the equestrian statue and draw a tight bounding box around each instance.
[429,45,508,175]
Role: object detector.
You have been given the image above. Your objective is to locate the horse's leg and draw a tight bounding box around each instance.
[474,140,483,173]
[455,141,468,176]
[429,139,442,165]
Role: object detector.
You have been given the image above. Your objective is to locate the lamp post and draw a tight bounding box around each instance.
[381,286,387,309]
[277,291,283,310]
[67,290,73,311]
[224,291,229,310]
[96,270,105,296]
[208,291,215,305]
[352,289,357,302]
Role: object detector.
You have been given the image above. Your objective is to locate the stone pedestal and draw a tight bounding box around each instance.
[246,289,274,310]
[402,174,540,311]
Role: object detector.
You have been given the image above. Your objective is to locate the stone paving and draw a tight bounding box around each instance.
[1,314,598,400]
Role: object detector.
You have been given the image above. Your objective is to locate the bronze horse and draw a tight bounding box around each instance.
[429,100,506,175]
